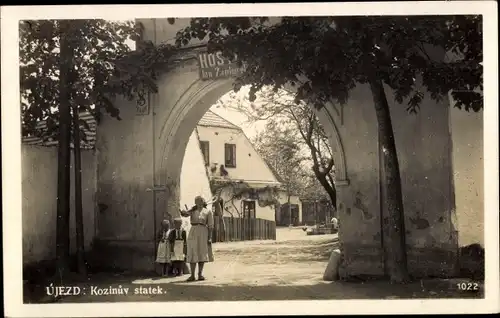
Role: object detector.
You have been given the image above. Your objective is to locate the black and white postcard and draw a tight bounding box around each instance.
[1,2,498,317]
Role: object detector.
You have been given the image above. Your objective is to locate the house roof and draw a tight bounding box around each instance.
[22,111,97,149]
[263,158,286,184]
[22,110,241,149]
[197,110,242,130]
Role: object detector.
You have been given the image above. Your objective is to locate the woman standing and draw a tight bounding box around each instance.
[180,196,214,282]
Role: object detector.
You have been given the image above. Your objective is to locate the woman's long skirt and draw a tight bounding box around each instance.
[186,225,214,263]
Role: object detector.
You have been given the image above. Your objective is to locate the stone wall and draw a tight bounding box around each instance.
[449,106,484,247]
[22,145,97,266]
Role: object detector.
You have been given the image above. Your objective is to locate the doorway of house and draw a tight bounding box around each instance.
[278,203,299,226]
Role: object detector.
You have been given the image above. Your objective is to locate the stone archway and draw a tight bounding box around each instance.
[155,77,350,223]
[94,19,461,278]
[94,44,352,272]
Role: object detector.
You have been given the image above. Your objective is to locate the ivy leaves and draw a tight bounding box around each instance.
[210,179,280,215]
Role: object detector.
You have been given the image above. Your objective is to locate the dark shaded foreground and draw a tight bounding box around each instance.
[24,229,484,303]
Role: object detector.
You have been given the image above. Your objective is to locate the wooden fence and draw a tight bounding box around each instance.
[211,216,276,243]
[301,200,335,225]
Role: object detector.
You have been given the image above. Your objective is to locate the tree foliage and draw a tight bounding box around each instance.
[252,125,332,204]
[20,19,176,139]
[217,86,337,206]
[176,16,482,113]
[252,123,307,194]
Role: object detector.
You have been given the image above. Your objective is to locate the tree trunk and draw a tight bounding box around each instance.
[369,79,409,283]
[313,169,337,209]
[72,104,87,277]
[55,22,73,282]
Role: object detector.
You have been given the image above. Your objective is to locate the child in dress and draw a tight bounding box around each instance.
[156,219,172,276]
[168,218,187,276]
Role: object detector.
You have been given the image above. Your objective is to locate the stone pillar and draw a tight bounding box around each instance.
[93,92,157,272]
[321,86,385,280]
[337,180,385,279]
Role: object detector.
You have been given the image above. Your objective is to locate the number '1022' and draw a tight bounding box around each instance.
[457,282,479,291]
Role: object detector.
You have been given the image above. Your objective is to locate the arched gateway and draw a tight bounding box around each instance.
[93,18,463,278]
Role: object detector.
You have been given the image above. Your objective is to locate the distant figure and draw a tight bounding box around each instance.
[330,217,339,230]
[220,165,229,177]
[169,218,187,276]
[156,219,172,276]
[180,196,215,282]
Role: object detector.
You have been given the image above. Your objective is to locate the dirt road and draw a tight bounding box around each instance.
[53,228,481,302]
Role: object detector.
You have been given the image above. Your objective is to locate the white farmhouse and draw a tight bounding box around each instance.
[180,110,302,224]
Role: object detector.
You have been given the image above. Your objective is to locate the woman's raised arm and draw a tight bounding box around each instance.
[179,208,191,218]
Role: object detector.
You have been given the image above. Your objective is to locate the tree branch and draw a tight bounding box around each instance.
[325,157,334,173]
[323,137,334,157]
[288,108,312,147]
[416,41,433,62]
[326,170,335,187]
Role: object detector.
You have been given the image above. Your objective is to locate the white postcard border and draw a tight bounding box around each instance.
[2,2,498,316]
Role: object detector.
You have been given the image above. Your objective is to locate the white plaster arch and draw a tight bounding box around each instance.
[316,106,349,186]
[159,78,234,174]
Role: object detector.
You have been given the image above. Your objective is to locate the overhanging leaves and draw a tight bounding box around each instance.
[176,15,483,114]
[20,19,177,140]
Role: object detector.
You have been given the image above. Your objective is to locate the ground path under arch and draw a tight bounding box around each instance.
[51,228,482,302]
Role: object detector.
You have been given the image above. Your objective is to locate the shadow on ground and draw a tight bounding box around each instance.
[50,276,483,303]
[24,230,484,304]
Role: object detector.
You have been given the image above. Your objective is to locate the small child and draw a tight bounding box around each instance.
[168,218,187,276]
[156,219,172,276]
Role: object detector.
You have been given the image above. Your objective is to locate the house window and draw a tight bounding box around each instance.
[224,143,236,168]
[199,141,210,166]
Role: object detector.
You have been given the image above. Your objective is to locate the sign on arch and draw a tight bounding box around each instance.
[197,51,246,80]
